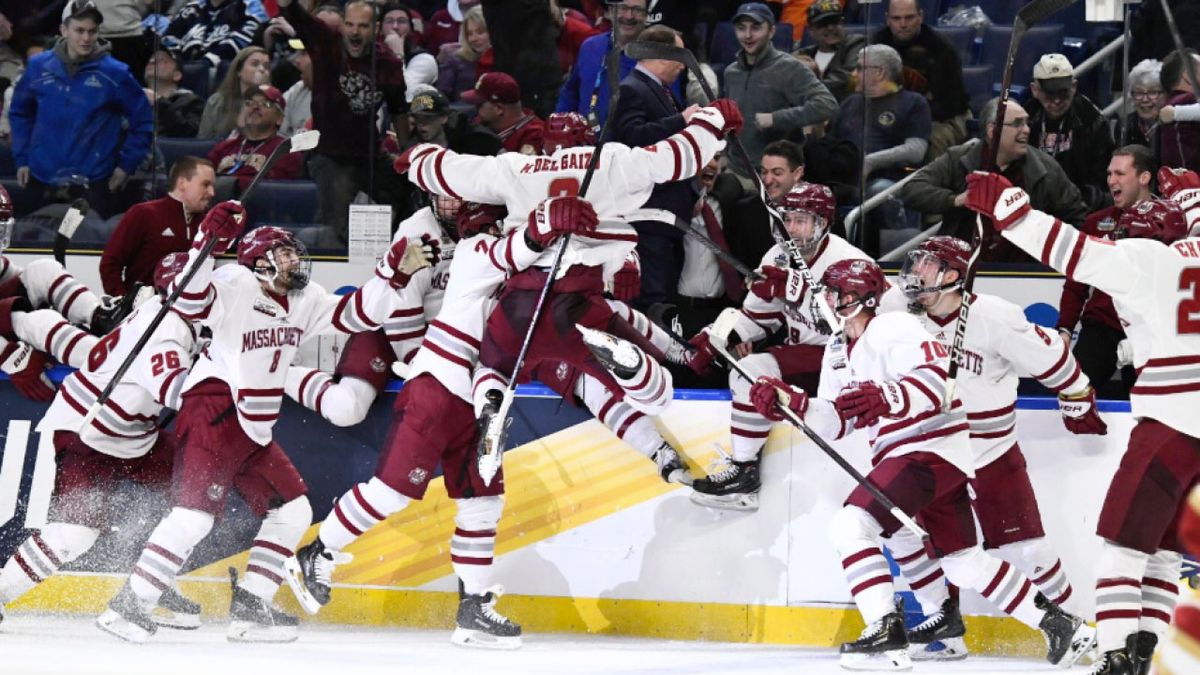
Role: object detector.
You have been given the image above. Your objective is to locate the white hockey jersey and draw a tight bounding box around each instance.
[37,298,196,458]
[403,114,726,281]
[731,235,871,346]
[1003,209,1200,438]
[383,207,456,363]
[879,287,1089,468]
[805,312,974,476]
[171,251,396,444]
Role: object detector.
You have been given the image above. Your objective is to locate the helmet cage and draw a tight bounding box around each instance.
[781,208,828,257]
[253,240,311,293]
[899,249,961,301]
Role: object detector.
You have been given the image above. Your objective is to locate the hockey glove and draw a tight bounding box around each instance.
[749,376,808,422]
[748,265,805,303]
[1,341,54,402]
[1058,386,1107,436]
[965,172,1030,231]
[198,200,246,253]
[1159,167,1200,235]
[527,195,599,247]
[834,380,906,430]
[610,254,641,302]
[709,98,744,136]
[685,330,718,376]
[377,234,439,289]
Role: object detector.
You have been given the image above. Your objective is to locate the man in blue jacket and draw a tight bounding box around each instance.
[10,1,153,218]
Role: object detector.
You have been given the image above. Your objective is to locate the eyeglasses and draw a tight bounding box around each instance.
[1000,117,1030,129]
[1131,89,1164,100]
[612,3,648,16]
[243,98,278,110]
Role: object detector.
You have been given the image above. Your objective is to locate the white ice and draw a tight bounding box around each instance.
[2,613,1097,675]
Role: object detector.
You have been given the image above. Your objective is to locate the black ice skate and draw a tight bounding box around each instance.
[1089,634,1136,675]
[906,595,968,661]
[90,283,152,336]
[839,607,912,671]
[651,441,691,485]
[227,568,299,643]
[95,581,158,644]
[689,456,761,511]
[1037,592,1096,668]
[1130,630,1156,675]
[575,324,641,378]
[284,537,351,615]
[452,582,522,650]
[153,585,201,630]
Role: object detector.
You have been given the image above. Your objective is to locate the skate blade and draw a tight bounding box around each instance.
[1055,622,1096,669]
[908,637,968,661]
[839,649,912,671]
[282,555,324,616]
[152,608,201,630]
[95,609,152,644]
[227,620,299,643]
[451,627,522,650]
[689,490,759,512]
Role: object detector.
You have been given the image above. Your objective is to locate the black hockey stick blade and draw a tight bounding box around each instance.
[624,41,714,102]
[1016,0,1075,30]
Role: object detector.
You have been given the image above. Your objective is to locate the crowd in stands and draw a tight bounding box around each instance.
[0,0,1199,393]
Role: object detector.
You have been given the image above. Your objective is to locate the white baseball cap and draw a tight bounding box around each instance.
[1033,53,1074,91]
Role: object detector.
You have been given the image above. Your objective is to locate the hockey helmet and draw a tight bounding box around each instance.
[898,235,973,301]
[0,184,12,253]
[821,258,888,321]
[457,202,508,239]
[778,182,836,256]
[1116,199,1188,244]
[237,226,311,292]
[542,112,596,155]
[153,252,191,295]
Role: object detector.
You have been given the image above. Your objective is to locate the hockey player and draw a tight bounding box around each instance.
[284,194,599,650]
[879,235,1103,660]
[961,168,1200,675]
[747,258,1096,671]
[0,253,200,629]
[95,202,435,644]
[686,182,869,510]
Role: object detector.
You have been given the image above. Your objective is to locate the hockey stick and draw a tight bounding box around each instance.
[664,217,761,279]
[706,331,932,546]
[80,130,321,429]
[942,0,1074,411]
[624,40,843,338]
[53,198,87,266]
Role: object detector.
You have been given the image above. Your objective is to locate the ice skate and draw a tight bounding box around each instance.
[95,581,157,644]
[1089,634,1135,675]
[906,596,968,661]
[839,609,912,671]
[452,583,522,650]
[1037,592,1096,668]
[651,441,691,485]
[1130,630,1156,675]
[284,537,351,615]
[152,585,201,630]
[690,455,760,511]
[227,568,299,643]
[576,324,641,378]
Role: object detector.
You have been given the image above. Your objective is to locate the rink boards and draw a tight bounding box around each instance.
[0,377,1138,656]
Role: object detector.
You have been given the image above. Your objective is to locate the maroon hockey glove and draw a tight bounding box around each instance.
[1,342,54,402]
[377,234,439,289]
[611,255,641,301]
[198,200,246,252]
[748,265,806,303]
[527,195,599,247]
[710,98,744,136]
[685,331,718,376]
[1158,166,1200,198]
[1058,386,1107,435]
[749,376,808,422]
[834,381,906,430]
[965,172,1030,231]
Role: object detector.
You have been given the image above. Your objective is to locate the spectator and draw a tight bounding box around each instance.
[280,39,312,136]
[164,0,264,71]
[1120,59,1165,152]
[96,0,151,75]
[98,156,214,295]
[1055,145,1155,400]
[408,86,501,154]
[379,2,438,101]
[902,97,1087,264]
[482,0,562,119]
[207,84,304,192]
[832,43,930,255]
[197,45,268,139]
[551,0,598,76]
[795,0,863,102]
[555,0,652,131]
[676,152,747,334]
[1027,53,1115,211]
[314,4,342,29]
[723,2,836,177]
[424,0,477,54]
[1159,48,1200,171]
[10,1,152,218]
[464,72,543,154]
[279,0,409,246]
[143,47,204,138]
[730,139,809,267]
[873,0,970,162]
[436,4,492,103]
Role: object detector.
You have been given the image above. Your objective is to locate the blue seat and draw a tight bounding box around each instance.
[242,180,320,227]
[179,59,211,101]
[157,137,219,174]
[975,0,1025,25]
[978,23,1064,90]
[774,22,794,52]
[709,22,739,70]
[937,25,975,65]
[962,64,994,117]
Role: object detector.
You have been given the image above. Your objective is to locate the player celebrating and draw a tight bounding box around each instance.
[879,235,1102,660]
[747,258,1095,671]
[95,202,435,644]
[686,182,869,510]
[961,167,1200,675]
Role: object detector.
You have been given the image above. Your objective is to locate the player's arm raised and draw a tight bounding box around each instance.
[395,143,508,205]
[170,201,248,321]
[623,100,741,188]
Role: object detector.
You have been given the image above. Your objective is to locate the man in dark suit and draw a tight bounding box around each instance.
[610,23,702,310]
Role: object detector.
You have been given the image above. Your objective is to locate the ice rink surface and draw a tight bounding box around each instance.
[2,613,1096,675]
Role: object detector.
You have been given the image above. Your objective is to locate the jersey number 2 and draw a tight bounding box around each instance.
[548,178,580,198]
[1179,268,1200,334]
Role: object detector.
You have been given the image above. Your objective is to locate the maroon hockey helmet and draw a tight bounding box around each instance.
[237,226,311,292]
[153,252,190,295]
[0,184,12,252]
[542,112,596,155]
[1117,199,1188,244]
[457,202,508,239]
[821,258,888,315]
[898,235,973,301]
[778,182,836,255]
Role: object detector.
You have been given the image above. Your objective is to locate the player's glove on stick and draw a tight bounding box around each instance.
[197,200,246,252]
[965,171,1030,231]
[685,330,718,376]
[528,195,599,247]
[377,234,439,289]
[1159,166,1200,235]
[834,380,906,430]
[709,98,744,136]
[1,342,54,401]
[749,376,808,422]
[1058,385,1107,435]
[749,265,805,303]
[611,254,641,302]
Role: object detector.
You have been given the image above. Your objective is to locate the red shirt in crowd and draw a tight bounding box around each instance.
[1056,205,1125,335]
[207,132,304,191]
[557,10,599,74]
[99,195,202,296]
[422,9,461,55]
